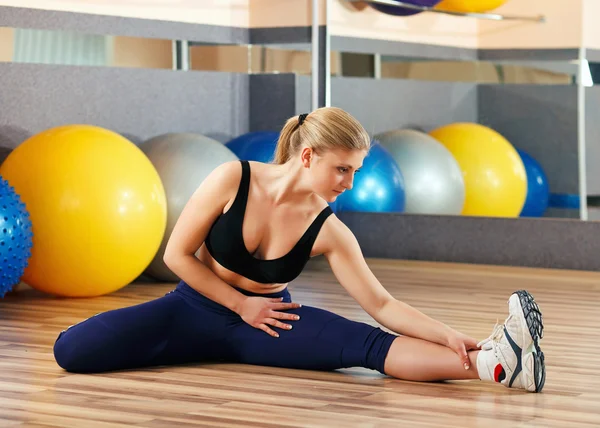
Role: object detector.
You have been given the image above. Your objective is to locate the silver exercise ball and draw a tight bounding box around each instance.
[140,133,239,281]
[374,129,465,215]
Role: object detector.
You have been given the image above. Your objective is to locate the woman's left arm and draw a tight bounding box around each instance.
[322,218,455,347]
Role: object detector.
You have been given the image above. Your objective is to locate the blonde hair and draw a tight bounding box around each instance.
[273,107,371,164]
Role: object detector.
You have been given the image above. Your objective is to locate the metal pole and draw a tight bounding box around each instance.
[172,40,189,71]
[311,0,320,111]
[577,47,588,220]
[325,0,331,107]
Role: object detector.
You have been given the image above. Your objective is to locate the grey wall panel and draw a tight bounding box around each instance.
[478,85,579,195]
[478,48,579,61]
[331,36,477,60]
[250,27,311,45]
[295,75,312,115]
[586,87,600,195]
[585,207,600,221]
[330,77,477,136]
[0,63,249,148]
[339,211,600,271]
[544,208,580,219]
[249,74,298,133]
[586,49,600,62]
[0,6,248,44]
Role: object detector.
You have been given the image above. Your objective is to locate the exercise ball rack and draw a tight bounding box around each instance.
[348,0,546,22]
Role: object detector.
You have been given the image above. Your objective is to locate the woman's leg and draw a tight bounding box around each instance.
[225,290,474,378]
[383,337,480,381]
[374,290,545,392]
[227,303,398,373]
[53,287,230,373]
[227,289,544,392]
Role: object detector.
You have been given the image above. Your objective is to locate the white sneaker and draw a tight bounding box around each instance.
[477,290,545,393]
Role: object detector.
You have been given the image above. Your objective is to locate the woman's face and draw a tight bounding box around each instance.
[305,147,367,203]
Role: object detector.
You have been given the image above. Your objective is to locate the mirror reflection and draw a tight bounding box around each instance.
[1,26,596,221]
[328,50,595,221]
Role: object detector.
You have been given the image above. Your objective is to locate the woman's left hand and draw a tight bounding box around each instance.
[446,330,481,370]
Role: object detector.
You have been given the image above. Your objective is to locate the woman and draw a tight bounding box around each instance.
[53,107,545,393]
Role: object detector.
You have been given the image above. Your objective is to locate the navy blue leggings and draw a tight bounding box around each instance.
[53,280,398,374]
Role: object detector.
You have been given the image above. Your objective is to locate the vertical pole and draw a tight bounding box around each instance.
[324,0,331,107]
[311,0,320,111]
[577,47,588,220]
[172,40,189,71]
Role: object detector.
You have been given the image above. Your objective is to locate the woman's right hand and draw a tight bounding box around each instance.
[237,296,302,338]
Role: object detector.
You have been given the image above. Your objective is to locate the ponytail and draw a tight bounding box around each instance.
[273,115,302,164]
[272,107,370,165]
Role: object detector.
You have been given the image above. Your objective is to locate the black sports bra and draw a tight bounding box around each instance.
[204,160,333,284]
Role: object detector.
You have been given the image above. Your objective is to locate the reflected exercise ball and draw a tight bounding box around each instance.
[429,123,526,217]
[375,129,465,215]
[0,125,167,297]
[225,131,280,163]
[517,149,549,218]
[371,0,442,16]
[436,0,508,13]
[140,133,239,282]
[334,143,405,213]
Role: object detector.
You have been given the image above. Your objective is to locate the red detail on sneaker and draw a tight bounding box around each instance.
[494,363,506,383]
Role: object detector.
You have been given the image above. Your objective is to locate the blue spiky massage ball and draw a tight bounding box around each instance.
[0,177,33,297]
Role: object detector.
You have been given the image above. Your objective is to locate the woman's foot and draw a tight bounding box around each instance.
[476,290,545,393]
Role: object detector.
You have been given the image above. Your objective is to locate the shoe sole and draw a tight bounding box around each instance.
[513,290,546,393]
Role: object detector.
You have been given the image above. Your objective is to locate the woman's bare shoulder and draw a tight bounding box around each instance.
[321,211,352,240]
[311,206,354,256]
[194,160,243,195]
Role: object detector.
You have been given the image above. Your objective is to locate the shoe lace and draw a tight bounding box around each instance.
[477,321,504,352]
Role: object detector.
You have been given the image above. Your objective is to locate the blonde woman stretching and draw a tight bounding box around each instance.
[53,107,545,393]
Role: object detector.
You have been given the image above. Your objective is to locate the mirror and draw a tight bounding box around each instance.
[0,26,315,163]
[0,28,317,75]
[328,49,593,220]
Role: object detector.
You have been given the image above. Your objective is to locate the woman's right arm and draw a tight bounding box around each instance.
[163,161,248,313]
[162,161,301,337]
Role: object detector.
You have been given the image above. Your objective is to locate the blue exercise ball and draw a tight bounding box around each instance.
[517,149,549,217]
[0,177,33,297]
[334,143,405,213]
[371,0,442,16]
[225,131,280,163]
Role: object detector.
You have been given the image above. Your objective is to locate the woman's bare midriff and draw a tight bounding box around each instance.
[197,244,289,294]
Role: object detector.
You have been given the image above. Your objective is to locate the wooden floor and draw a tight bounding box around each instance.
[0,258,599,427]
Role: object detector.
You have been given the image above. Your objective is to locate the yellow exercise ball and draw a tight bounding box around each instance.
[428,123,526,217]
[436,0,508,13]
[0,125,167,297]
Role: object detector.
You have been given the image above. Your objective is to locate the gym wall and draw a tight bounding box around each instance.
[583,0,600,50]
[330,0,478,48]
[0,1,314,147]
[0,63,250,145]
[330,78,477,136]
[0,28,13,61]
[0,0,251,27]
[477,0,582,49]
[326,0,600,270]
[331,0,583,50]
[2,0,600,272]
